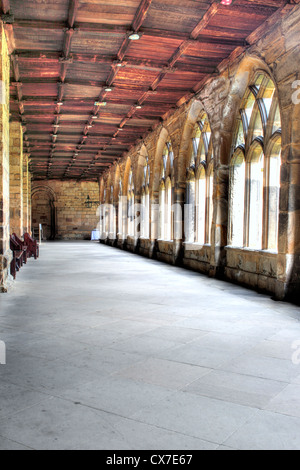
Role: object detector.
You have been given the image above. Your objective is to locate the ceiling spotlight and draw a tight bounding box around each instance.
[135,105,142,109]
[116,62,123,67]
[91,115,98,119]
[105,87,113,92]
[220,0,233,5]
[94,101,107,107]
[57,101,64,106]
[129,32,141,41]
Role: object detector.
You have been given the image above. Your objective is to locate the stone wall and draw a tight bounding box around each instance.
[98,5,300,302]
[0,24,10,292]
[32,180,100,240]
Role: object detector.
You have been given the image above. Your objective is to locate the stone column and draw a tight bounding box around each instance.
[9,121,23,237]
[22,154,29,233]
[173,182,185,266]
[28,170,32,235]
[0,23,11,292]
[276,105,300,302]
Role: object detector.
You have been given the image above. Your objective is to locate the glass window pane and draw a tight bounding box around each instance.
[186,180,195,243]
[244,92,256,127]
[272,104,281,134]
[268,145,281,251]
[252,109,264,140]
[248,149,264,249]
[206,172,214,244]
[196,170,206,245]
[234,119,245,149]
[262,79,276,118]
[229,151,245,247]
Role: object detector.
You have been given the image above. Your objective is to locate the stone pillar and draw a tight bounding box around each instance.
[276,111,300,302]
[173,182,185,266]
[9,121,23,237]
[208,124,232,279]
[0,23,11,292]
[28,170,32,234]
[22,153,29,234]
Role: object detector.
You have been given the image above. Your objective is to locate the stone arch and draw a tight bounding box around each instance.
[99,178,105,203]
[177,99,207,185]
[31,184,57,204]
[123,157,133,196]
[221,54,279,165]
[113,164,121,202]
[151,127,173,200]
[31,185,57,240]
[106,174,112,203]
[136,144,149,195]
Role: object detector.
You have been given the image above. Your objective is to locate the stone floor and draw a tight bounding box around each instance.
[0,241,300,450]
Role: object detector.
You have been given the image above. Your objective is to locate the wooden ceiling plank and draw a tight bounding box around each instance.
[77,0,155,177]
[50,0,81,175]
[9,1,286,180]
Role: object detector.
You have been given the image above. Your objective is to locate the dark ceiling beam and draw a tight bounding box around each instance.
[0,0,10,14]
[190,1,219,39]
[68,0,79,29]
[132,0,153,32]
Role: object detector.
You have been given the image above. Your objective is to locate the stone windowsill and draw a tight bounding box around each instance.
[183,242,211,250]
[225,246,278,257]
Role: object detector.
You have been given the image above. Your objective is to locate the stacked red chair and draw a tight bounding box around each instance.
[24,233,39,260]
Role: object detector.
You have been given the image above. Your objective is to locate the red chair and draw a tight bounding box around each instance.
[24,233,39,259]
[10,250,24,279]
[12,233,28,263]
[10,236,25,279]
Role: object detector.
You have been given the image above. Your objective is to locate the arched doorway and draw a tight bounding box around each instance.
[31,187,56,240]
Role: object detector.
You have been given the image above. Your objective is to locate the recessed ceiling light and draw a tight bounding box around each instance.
[135,105,142,109]
[57,101,64,106]
[116,63,123,67]
[129,33,140,41]
[91,115,98,119]
[105,87,113,92]
[94,101,107,107]
[221,0,233,5]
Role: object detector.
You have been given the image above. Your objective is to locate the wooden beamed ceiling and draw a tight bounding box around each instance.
[0,0,291,180]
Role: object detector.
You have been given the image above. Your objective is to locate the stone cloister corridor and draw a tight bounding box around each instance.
[0,241,300,450]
